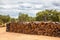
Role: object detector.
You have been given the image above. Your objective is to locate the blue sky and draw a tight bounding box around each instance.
[0,0,60,18]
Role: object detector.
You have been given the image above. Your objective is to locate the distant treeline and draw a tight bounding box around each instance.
[0,9,60,24]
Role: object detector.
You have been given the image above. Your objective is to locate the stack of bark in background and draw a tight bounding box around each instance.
[6,22,60,37]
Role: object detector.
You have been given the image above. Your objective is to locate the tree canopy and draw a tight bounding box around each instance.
[18,13,35,22]
[0,9,60,23]
[0,15,11,23]
[36,9,60,22]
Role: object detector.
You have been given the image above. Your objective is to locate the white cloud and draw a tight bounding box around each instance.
[0,0,60,18]
[0,5,19,8]
[34,4,43,8]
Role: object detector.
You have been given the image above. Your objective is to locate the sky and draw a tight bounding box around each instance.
[0,0,60,18]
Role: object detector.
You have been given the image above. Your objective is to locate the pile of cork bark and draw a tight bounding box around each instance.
[6,22,60,37]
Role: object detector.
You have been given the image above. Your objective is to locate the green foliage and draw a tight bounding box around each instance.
[0,15,11,23]
[28,17,36,22]
[0,19,3,23]
[18,13,36,22]
[36,9,60,22]
[18,13,29,22]
[0,9,60,23]
[11,18,17,22]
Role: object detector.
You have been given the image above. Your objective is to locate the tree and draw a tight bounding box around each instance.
[18,13,36,22]
[0,19,3,25]
[0,15,11,23]
[11,18,17,22]
[18,13,29,22]
[36,9,60,22]
[28,17,36,22]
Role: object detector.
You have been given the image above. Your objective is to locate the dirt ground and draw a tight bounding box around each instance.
[0,27,60,40]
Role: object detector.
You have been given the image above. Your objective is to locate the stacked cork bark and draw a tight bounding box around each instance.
[6,22,60,37]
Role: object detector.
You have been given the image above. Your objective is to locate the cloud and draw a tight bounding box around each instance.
[52,2,60,6]
[0,0,60,18]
